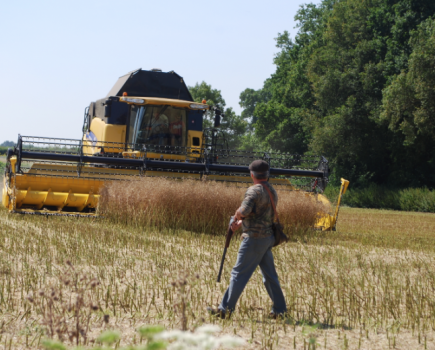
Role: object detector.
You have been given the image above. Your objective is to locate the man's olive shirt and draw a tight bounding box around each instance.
[239,182,278,238]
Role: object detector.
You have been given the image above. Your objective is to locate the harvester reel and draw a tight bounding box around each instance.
[3,135,331,217]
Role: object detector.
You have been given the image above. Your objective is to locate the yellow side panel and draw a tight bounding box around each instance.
[103,124,126,152]
[90,118,105,142]
[89,118,126,153]
[187,130,202,159]
[187,130,202,147]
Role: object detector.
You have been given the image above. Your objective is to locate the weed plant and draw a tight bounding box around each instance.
[27,261,101,346]
[99,178,324,240]
[1,207,435,349]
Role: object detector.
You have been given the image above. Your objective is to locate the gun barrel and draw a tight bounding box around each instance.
[217,247,227,283]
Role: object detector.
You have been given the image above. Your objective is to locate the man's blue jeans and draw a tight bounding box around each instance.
[218,234,287,314]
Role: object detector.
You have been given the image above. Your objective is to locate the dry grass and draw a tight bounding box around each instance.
[321,207,435,252]
[99,178,324,239]
[1,206,435,349]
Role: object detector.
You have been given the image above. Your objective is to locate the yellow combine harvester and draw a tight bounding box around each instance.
[2,68,349,230]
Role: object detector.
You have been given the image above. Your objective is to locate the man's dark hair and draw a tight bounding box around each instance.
[249,160,269,180]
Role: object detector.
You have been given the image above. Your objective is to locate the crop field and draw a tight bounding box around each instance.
[1,182,435,349]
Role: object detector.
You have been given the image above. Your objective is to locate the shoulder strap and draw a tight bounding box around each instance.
[260,183,280,224]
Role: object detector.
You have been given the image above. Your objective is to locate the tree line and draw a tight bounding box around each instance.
[190,0,435,189]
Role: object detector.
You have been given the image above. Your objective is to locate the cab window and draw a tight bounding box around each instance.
[127,105,187,147]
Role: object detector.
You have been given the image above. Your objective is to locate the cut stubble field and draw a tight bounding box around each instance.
[1,186,435,349]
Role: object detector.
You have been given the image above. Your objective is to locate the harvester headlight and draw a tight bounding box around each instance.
[190,103,209,109]
[121,97,145,104]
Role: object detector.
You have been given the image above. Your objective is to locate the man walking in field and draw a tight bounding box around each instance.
[208,160,287,319]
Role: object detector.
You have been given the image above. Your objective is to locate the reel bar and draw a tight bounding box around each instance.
[20,151,324,178]
[18,136,321,169]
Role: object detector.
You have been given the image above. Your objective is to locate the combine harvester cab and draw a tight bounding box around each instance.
[2,68,349,230]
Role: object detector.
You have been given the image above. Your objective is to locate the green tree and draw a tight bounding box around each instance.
[239,86,271,128]
[189,82,247,149]
[382,18,435,142]
[380,18,435,185]
[189,81,226,129]
[307,0,392,185]
[240,0,435,187]
[307,0,435,186]
[1,141,15,147]
[244,1,334,155]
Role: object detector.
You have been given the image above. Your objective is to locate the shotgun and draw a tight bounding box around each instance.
[217,216,235,283]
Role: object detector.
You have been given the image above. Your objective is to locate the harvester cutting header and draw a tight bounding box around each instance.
[2,68,348,230]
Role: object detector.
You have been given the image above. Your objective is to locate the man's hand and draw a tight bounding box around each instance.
[234,208,245,221]
[231,219,243,232]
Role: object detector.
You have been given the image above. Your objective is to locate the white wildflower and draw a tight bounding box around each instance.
[195,324,221,334]
[155,329,185,340]
[158,324,246,350]
[217,334,246,347]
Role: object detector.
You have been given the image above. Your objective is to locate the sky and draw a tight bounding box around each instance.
[0,0,312,143]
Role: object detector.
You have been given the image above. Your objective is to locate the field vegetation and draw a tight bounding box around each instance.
[0,147,10,156]
[1,179,435,349]
[99,178,324,238]
[325,185,435,213]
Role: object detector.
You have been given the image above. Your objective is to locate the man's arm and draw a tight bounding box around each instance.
[234,208,245,221]
[231,187,257,231]
[231,210,243,231]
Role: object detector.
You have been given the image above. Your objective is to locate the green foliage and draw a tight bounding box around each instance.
[97,330,121,345]
[144,341,167,350]
[138,325,165,340]
[379,18,435,185]
[239,86,271,129]
[189,81,226,109]
[324,184,435,212]
[242,0,435,188]
[189,81,248,149]
[189,81,227,130]
[42,339,67,350]
[0,140,15,147]
[240,1,333,156]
